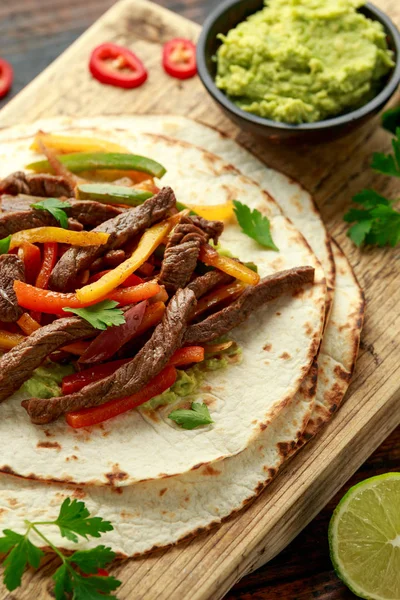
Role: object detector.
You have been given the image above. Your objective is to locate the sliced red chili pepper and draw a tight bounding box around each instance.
[89,43,148,89]
[162,38,197,80]
[0,58,13,99]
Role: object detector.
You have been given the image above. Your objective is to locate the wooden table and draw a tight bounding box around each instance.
[0,1,399,598]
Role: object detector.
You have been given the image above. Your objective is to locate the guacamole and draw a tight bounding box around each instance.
[143,342,242,410]
[215,0,394,124]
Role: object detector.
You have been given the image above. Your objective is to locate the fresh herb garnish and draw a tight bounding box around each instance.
[233,200,278,251]
[0,235,11,254]
[168,402,214,430]
[345,127,400,247]
[382,105,400,135]
[63,300,125,330]
[344,191,400,247]
[0,497,121,598]
[31,198,71,229]
[371,128,400,178]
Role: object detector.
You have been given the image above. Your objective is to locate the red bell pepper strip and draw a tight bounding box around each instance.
[17,243,42,285]
[169,346,204,366]
[62,345,204,395]
[35,242,58,289]
[87,270,143,287]
[89,43,148,89]
[78,301,147,364]
[162,39,197,80]
[62,358,130,394]
[0,58,13,98]
[13,280,161,314]
[65,365,177,428]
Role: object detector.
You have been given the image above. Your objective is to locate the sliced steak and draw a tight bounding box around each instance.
[159,218,208,293]
[187,270,233,299]
[0,197,123,238]
[0,254,25,322]
[190,216,223,244]
[0,317,95,403]
[50,186,176,292]
[0,172,73,198]
[22,288,196,424]
[185,266,315,344]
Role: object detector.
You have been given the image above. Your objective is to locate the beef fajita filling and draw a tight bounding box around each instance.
[0,131,317,430]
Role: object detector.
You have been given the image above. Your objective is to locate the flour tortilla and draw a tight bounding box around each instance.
[0,121,326,486]
[0,239,362,557]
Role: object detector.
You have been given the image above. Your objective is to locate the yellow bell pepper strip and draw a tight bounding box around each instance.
[0,330,25,351]
[26,152,167,179]
[175,200,234,222]
[8,227,110,250]
[14,280,161,314]
[187,202,234,222]
[76,219,174,303]
[198,245,260,285]
[76,183,153,205]
[30,133,129,154]
[17,313,41,335]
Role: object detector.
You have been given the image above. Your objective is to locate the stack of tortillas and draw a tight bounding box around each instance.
[0,116,364,558]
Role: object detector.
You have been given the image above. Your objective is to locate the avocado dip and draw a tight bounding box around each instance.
[215,0,395,124]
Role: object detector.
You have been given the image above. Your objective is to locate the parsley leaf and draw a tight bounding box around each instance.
[382,106,400,135]
[54,498,114,543]
[344,189,400,247]
[0,235,11,255]
[0,497,121,598]
[371,129,400,178]
[31,198,71,229]
[168,402,214,430]
[2,533,44,591]
[65,571,121,600]
[233,200,279,251]
[71,546,115,574]
[63,300,125,331]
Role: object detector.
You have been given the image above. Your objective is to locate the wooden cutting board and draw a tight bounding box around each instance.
[0,1,399,598]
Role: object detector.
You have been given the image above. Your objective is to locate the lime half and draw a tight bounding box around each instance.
[329,473,400,600]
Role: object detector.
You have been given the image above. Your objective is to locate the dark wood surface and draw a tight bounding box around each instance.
[0,1,399,598]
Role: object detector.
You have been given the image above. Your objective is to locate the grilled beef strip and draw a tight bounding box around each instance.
[0,316,95,403]
[0,172,74,198]
[159,218,208,293]
[22,288,196,424]
[49,186,176,292]
[190,216,223,244]
[0,254,25,322]
[184,266,315,344]
[0,197,123,238]
[187,270,233,299]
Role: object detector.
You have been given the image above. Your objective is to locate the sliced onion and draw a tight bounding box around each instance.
[78,300,147,364]
[203,341,233,354]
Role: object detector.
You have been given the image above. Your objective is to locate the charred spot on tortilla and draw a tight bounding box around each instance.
[36,441,61,450]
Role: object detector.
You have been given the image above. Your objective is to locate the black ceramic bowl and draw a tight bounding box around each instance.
[197,0,400,143]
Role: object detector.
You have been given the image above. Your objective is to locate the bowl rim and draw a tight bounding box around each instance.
[196,0,400,132]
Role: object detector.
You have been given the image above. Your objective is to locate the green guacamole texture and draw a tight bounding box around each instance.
[215,0,394,124]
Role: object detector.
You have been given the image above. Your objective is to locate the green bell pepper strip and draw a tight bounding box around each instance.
[76,183,153,205]
[26,152,167,179]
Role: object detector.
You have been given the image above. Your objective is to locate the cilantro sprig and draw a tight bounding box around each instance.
[381,105,400,135]
[31,198,71,229]
[233,200,278,251]
[63,300,125,330]
[0,497,121,598]
[168,402,214,430]
[344,120,400,248]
